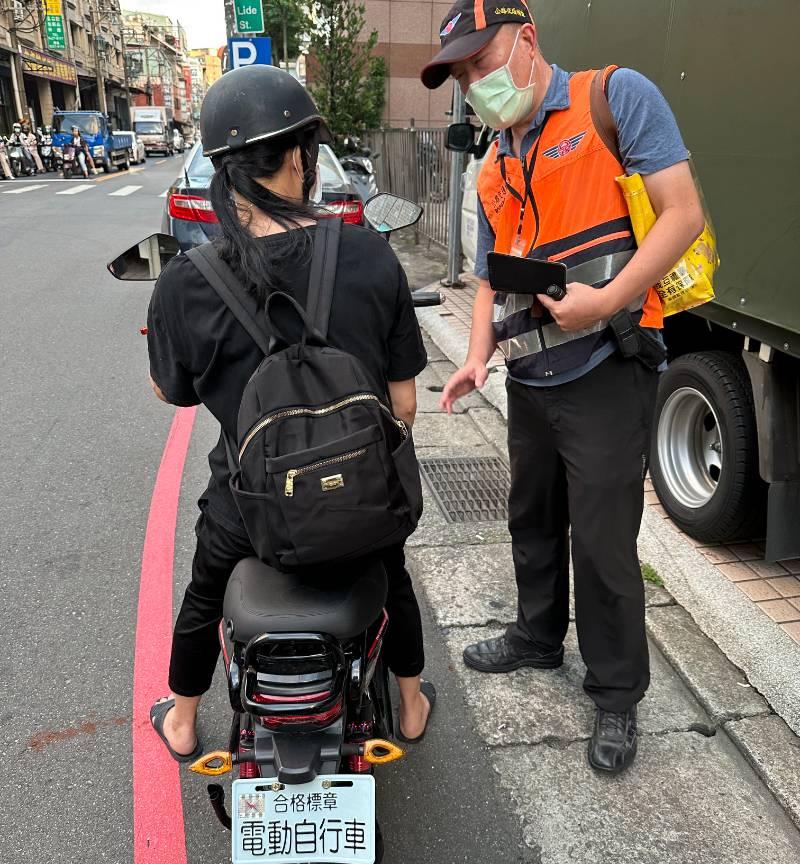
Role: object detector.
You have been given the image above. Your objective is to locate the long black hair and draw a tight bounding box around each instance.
[208,127,321,304]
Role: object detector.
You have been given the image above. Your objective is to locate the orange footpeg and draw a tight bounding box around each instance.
[189,750,233,776]
[361,739,406,765]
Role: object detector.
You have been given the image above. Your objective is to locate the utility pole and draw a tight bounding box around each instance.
[444,81,466,287]
[90,5,108,114]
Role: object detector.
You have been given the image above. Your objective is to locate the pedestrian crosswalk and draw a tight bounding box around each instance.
[2,184,46,194]
[56,185,94,195]
[108,185,143,197]
[1,181,163,199]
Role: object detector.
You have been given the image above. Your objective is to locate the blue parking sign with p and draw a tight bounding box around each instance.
[229,37,272,70]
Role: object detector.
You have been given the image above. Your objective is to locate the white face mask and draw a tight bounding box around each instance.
[309,164,322,204]
[466,29,536,130]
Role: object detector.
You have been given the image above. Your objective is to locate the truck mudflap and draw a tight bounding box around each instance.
[743,350,800,561]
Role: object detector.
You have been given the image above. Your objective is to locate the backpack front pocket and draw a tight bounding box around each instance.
[264,424,399,564]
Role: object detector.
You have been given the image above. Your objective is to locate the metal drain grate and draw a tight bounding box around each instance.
[419,456,510,523]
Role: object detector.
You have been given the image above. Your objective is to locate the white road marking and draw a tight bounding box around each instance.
[56,184,94,195]
[108,185,143,197]
[2,184,46,194]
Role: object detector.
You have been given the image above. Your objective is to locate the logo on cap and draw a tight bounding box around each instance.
[440,12,462,37]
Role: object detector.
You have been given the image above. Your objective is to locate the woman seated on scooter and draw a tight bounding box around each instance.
[147,65,436,762]
[69,125,96,175]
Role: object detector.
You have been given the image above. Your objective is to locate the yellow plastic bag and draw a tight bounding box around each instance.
[616,169,719,316]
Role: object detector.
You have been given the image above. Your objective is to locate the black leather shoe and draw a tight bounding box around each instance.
[588,705,638,774]
[462,634,564,673]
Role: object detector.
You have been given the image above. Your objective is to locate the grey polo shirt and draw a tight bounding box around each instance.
[475,64,687,386]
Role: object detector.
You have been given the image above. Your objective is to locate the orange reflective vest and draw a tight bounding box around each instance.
[478,66,663,380]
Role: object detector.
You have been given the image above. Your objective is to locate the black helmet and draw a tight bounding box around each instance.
[201,65,331,158]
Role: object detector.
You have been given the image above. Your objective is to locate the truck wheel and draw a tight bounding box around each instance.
[650,351,764,543]
[103,157,112,173]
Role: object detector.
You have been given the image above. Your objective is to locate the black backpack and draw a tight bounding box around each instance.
[186,218,423,569]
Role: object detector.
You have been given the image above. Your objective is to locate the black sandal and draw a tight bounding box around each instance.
[397,681,437,744]
[150,697,203,763]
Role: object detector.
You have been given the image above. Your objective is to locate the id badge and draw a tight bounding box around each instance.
[510,234,527,257]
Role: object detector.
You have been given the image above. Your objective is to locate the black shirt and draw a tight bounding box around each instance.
[147,223,428,528]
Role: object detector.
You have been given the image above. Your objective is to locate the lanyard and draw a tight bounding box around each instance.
[498,113,550,253]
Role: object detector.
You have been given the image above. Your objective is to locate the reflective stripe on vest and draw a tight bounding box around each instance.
[477,67,664,380]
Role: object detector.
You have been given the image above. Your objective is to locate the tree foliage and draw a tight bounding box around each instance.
[263,0,309,66]
[308,0,386,145]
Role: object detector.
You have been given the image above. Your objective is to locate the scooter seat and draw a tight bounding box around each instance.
[223,557,388,644]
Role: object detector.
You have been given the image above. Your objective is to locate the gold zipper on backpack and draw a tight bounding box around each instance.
[239,393,407,461]
[284,448,367,497]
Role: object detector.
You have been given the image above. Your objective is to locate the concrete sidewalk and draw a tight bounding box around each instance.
[393,232,800,862]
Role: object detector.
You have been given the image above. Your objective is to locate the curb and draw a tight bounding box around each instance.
[416,290,800,830]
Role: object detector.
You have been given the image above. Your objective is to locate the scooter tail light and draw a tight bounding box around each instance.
[260,696,344,730]
[323,199,363,224]
[168,193,219,224]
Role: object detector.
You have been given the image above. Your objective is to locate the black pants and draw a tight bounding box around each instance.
[169,508,425,696]
[505,352,659,712]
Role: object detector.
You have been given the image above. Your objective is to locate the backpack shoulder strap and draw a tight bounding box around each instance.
[185,243,271,356]
[305,217,342,339]
[590,65,621,164]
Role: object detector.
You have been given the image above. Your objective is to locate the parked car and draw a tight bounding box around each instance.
[172,128,185,154]
[119,130,146,165]
[162,141,366,250]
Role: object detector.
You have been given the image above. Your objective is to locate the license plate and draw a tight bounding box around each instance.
[231,775,375,864]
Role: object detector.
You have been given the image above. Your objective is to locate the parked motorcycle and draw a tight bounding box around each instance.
[107,194,440,864]
[339,136,379,205]
[62,143,89,179]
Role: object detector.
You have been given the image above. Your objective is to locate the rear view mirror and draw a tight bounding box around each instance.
[446,122,477,153]
[364,194,423,234]
[107,233,180,281]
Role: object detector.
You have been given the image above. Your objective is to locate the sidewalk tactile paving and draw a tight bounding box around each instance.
[781,622,800,643]
[766,576,800,598]
[719,562,763,582]
[748,559,790,579]
[728,542,766,561]
[760,599,800,624]
[737,579,781,602]
[701,546,740,565]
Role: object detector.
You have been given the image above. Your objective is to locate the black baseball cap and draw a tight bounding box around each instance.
[421,0,533,90]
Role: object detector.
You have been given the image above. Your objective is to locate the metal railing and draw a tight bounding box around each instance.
[363,127,453,249]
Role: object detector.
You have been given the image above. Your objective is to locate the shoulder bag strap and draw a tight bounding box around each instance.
[304,216,342,339]
[185,243,271,356]
[590,66,621,163]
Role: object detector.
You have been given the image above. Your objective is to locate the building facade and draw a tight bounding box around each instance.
[188,48,222,92]
[362,0,456,128]
[0,0,129,135]
[122,10,193,137]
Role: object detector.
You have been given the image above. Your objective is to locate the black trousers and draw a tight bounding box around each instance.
[169,508,425,697]
[505,352,659,712]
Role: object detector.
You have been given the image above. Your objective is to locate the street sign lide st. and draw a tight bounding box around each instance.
[235,1,265,34]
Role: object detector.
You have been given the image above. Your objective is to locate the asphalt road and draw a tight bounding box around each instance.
[0,158,532,863]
